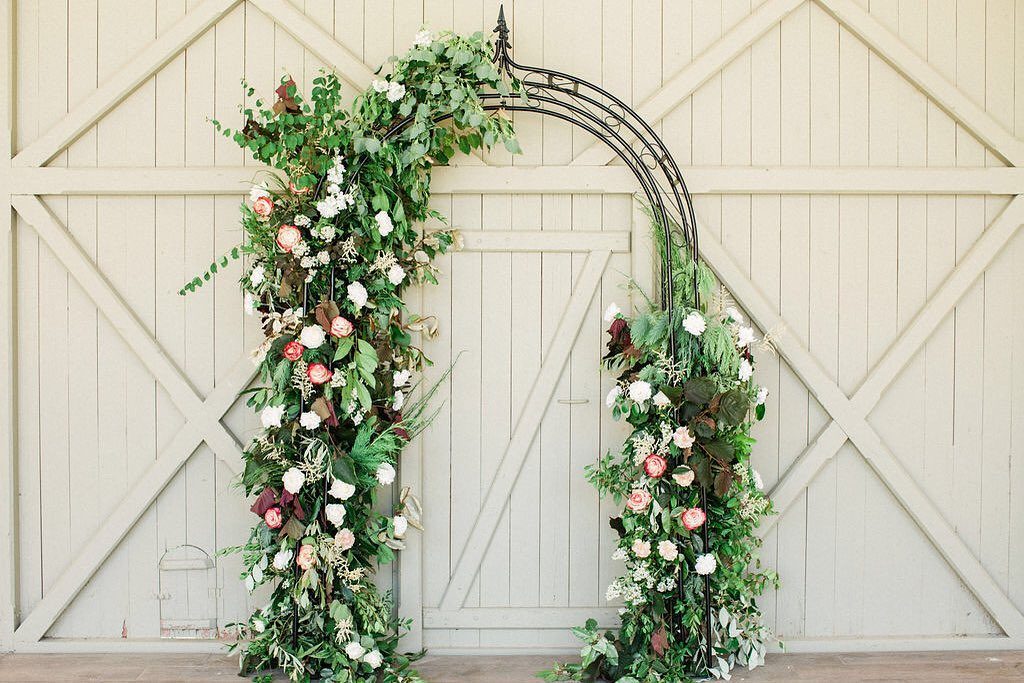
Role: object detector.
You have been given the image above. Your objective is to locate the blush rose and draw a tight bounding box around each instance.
[276,224,302,252]
[263,506,282,529]
[282,341,305,361]
[296,544,316,570]
[681,507,706,530]
[253,195,274,218]
[307,363,332,385]
[625,489,653,513]
[330,315,354,338]
[644,454,668,478]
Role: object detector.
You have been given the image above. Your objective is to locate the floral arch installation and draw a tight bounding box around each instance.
[329,6,717,674]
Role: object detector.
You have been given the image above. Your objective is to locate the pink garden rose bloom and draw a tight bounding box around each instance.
[276,224,302,252]
[335,528,355,551]
[282,341,305,361]
[643,454,668,478]
[681,507,706,531]
[263,506,282,529]
[330,315,354,338]
[253,195,274,218]
[625,489,653,513]
[307,363,333,385]
[296,544,316,570]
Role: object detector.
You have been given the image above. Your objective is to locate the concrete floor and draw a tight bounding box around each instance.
[1,651,1023,682]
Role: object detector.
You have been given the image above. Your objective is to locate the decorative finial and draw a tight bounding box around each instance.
[493,4,511,68]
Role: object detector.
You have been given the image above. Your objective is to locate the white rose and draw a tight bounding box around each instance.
[756,386,768,405]
[250,264,265,285]
[652,391,670,408]
[393,369,411,388]
[393,515,409,537]
[329,479,356,500]
[695,553,717,575]
[325,503,347,527]
[345,641,366,659]
[371,79,389,93]
[298,324,326,349]
[658,540,679,561]
[347,281,368,309]
[738,358,754,382]
[631,539,651,558]
[386,81,405,102]
[375,210,394,236]
[282,467,305,494]
[272,549,292,570]
[260,405,286,429]
[682,311,706,336]
[299,411,321,430]
[605,385,622,407]
[603,302,621,322]
[363,649,384,669]
[375,462,396,486]
[627,380,652,404]
[388,264,406,286]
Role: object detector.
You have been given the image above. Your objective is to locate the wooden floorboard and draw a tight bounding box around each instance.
[0,651,1023,681]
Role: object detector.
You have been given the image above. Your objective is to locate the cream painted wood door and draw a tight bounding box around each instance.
[4,0,1024,655]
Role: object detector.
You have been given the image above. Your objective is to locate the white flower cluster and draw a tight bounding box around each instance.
[316,157,355,218]
[372,78,406,103]
[310,222,336,242]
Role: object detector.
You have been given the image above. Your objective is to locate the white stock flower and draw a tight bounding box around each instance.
[272,549,292,570]
[392,390,405,411]
[260,405,286,429]
[752,469,764,491]
[299,411,321,430]
[604,302,621,322]
[244,292,257,316]
[329,479,356,500]
[627,380,653,404]
[282,467,305,494]
[387,263,406,286]
[413,29,432,46]
[682,311,706,336]
[393,515,409,537]
[250,264,265,286]
[393,369,411,388]
[363,649,384,669]
[298,324,326,349]
[736,325,755,348]
[375,462,396,486]
[325,503,347,527]
[345,641,366,659]
[606,385,622,407]
[658,540,679,561]
[347,281,368,309]
[695,553,717,575]
[386,82,406,102]
[738,358,754,382]
[652,391,671,408]
[375,210,394,236]
[756,386,768,405]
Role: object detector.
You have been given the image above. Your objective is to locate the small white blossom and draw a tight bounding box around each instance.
[604,302,621,322]
[752,469,764,491]
[330,479,356,501]
[393,515,409,537]
[363,649,383,669]
[725,306,743,323]
[299,411,322,430]
[293,214,311,227]
[347,281,369,309]
[260,405,286,429]
[292,241,309,257]
[319,223,336,241]
[317,250,330,265]
[392,390,405,411]
[695,553,717,575]
[738,358,754,382]
[272,549,292,570]
[611,548,628,561]
[299,324,327,349]
[375,210,394,236]
[244,292,257,316]
[375,462,396,486]
[386,81,406,102]
[371,79,389,93]
[756,386,768,405]
[652,391,671,408]
[388,263,406,286]
[606,385,622,407]
[736,325,755,348]
[413,29,432,47]
[627,380,653,404]
[393,369,412,388]
[250,264,265,286]
[682,311,706,336]
[345,641,366,659]
[325,503,347,527]
[282,467,305,495]
[299,256,316,269]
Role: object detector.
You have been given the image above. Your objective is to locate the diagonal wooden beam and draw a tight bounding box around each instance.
[437,249,612,611]
[815,0,1024,168]
[697,203,1024,639]
[12,0,241,168]
[761,196,1024,529]
[571,0,804,166]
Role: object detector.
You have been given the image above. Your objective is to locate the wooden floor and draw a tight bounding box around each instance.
[0,651,1022,682]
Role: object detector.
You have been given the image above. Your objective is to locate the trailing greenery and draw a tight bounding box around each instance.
[188,29,518,682]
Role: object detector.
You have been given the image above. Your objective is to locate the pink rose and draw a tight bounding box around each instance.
[296,544,316,570]
[625,489,653,513]
[307,363,333,385]
[330,316,354,338]
[282,341,305,361]
[276,224,302,252]
[673,426,695,449]
[253,195,274,218]
[335,528,355,551]
[644,454,668,478]
[263,506,282,529]
[681,507,706,531]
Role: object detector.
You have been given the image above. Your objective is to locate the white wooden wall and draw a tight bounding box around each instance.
[3,0,1024,655]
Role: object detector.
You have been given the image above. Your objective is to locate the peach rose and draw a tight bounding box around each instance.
[335,528,355,551]
[276,224,302,252]
[296,544,316,570]
[330,316,354,338]
[253,195,274,218]
[625,489,653,513]
[681,507,706,531]
[644,454,668,478]
[263,507,282,529]
[307,363,332,385]
[282,341,305,361]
